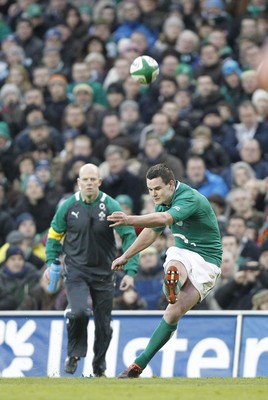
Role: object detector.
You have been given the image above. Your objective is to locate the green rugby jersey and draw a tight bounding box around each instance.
[154,182,222,266]
[46,191,138,276]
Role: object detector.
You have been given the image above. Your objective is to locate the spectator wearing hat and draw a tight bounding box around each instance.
[200,0,232,35]
[0,83,24,138]
[44,28,63,51]
[0,121,17,183]
[13,175,56,235]
[20,103,46,134]
[68,61,107,107]
[0,226,45,270]
[72,83,106,132]
[44,25,75,72]
[41,46,69,79]
[14,117,63,155]
[214,258,268,310]
[220,59,245,110]
[35,159,64,208]
[194,43,223,85]
[0,230,25,265]
[175,63,195,92]
[25,3,48,39]
[14,18,43,68]
[106,82,126,112]
[115,194,134,215]
[0,246,40,310]
[84,52,107,84]
[186,124,230,174]
[15,212,46,262]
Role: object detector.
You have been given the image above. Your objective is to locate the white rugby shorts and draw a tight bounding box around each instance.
[163,246,221,301]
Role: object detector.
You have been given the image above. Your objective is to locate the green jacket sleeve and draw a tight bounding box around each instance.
[45,197,72,265]
[106,195,139,277]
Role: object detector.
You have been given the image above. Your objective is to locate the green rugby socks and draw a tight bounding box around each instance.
[134,318,178,369]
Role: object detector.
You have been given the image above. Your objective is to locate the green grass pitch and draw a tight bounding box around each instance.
[1,377,267,400]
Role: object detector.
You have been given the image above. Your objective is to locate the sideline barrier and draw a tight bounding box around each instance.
[0,311,268,377]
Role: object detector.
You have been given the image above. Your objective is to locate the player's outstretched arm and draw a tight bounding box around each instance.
[108,211,173,228]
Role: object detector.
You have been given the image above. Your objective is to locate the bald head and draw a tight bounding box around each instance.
[78,163,102,203]
[79,163,100,178]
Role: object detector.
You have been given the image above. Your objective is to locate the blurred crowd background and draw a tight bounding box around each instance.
[0,0,268,312]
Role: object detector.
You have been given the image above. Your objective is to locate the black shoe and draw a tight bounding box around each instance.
[64,356,80,374]
[94,371,106,378]
[118,363,143,378]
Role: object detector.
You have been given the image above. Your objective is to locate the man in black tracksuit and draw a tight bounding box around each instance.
[44,164,138,377]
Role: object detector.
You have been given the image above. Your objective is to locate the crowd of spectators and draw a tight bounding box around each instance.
[0,0,268,311]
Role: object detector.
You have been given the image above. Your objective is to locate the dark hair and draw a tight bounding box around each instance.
[227,214,247,225]
[146,164,175,184]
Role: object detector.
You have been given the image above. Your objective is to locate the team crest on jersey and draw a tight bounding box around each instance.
[98,211,106,221]
[99,202,106,221]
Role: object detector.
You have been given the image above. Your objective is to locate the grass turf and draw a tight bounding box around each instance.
[0,378,267,400]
